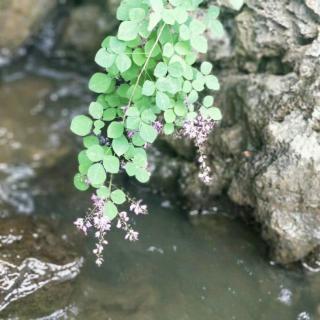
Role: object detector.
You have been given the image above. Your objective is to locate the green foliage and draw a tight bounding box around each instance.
[70,0,225,220]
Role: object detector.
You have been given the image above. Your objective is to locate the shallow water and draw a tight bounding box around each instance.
[1,67,320,320]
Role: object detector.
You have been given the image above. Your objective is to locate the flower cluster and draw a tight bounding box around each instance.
[74,193,148,266]
[181,115,216,185]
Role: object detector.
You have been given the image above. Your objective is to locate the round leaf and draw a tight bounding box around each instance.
[87,163,106,186]
[103,201,118,220]
[112,135,130,156]
[118,21,139,41]
[89,102,103,119]
[140,123,158,143]
[89,73,112,93]
[116,54,132,73]
[103,155,120,174]
[111,189,126,204]
[74,173,89,191]
[70,115,93,136]
[107,122,124,139]
[87,145,105,162]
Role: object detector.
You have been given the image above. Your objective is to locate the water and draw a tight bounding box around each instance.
[0,65,320,320]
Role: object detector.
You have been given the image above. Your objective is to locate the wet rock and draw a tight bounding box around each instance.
[178,0,320,264]
[0,0,57,54]
[61,4,117,57]
[0,216,82,318]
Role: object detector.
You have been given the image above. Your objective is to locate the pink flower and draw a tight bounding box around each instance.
[125,229,139,241]
[130,200,148,215]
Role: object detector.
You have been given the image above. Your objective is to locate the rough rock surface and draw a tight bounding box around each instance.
[172,0,320,264]
[0,0,57,53]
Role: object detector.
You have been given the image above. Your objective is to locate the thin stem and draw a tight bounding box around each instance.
[126,23,166,112]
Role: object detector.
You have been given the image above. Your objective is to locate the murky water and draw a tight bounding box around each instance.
[1,65,320,320]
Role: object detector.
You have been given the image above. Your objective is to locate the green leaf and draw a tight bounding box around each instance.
[208,20,224,38]
[133,153,148,168]
[135,167,150,183]
[164,109,176,123]
[188,90,199,104]
[87,163,106,186]
[150,0,164,11]
[228,0,244,10]
[116,54,132,73]
[83,135,99,148]
[95,49,115,68]
[163,43,174,58]
[112,135,129,156]
[174,101,187,116]
[89,73,112,93]
[174,41,190,56]
[162,9,175,25]
[207,5,220,19]
[89,102,103,119]
[169,0,183,6]
[140,123,158,143]
[208,107,222,121]
[103,201,118,220]
[109,37,127,53]
[174,7,188,24]
[125,162,137,176]
[206,75,220,90]
[132,48,146,66]
[203,96,214,107]
[74,173,89,191]
[148,11,162,32]
[129,8,146,21]
[179,24,190,41]
[103,155,120,174]
[164,123,174,135]
[97,186,110,199]
[145,39,161,58]
[141,109,156,123]
[142,80,156,96]
[190,35,208,53]
[87,145,105,162]
[168,61,184,78]
[132,133,145,146]
[103,108,117,121]
[154,62,167,78]
[111,189,126,204]
[190,19,206,35]
[156,92,170,110]
[118,21,139,41]
[71,115,93,136]
[183,80,192,93]
[126,116,140,130]
[201,61,213,75]
[107,122,124,139]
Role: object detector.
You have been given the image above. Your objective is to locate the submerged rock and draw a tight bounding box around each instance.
[0,216,82,317]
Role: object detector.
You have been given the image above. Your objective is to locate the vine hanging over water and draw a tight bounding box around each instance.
[70,0,223,266]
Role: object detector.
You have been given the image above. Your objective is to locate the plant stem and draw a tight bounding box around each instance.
[126,23,166,113]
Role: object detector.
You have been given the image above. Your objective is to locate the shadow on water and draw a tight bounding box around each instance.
[0,64,319,320]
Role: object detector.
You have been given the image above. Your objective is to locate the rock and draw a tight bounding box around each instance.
[0,216,82,317]
[0,0,57,53]
[61,4,117,57]
[178,0,320,264]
